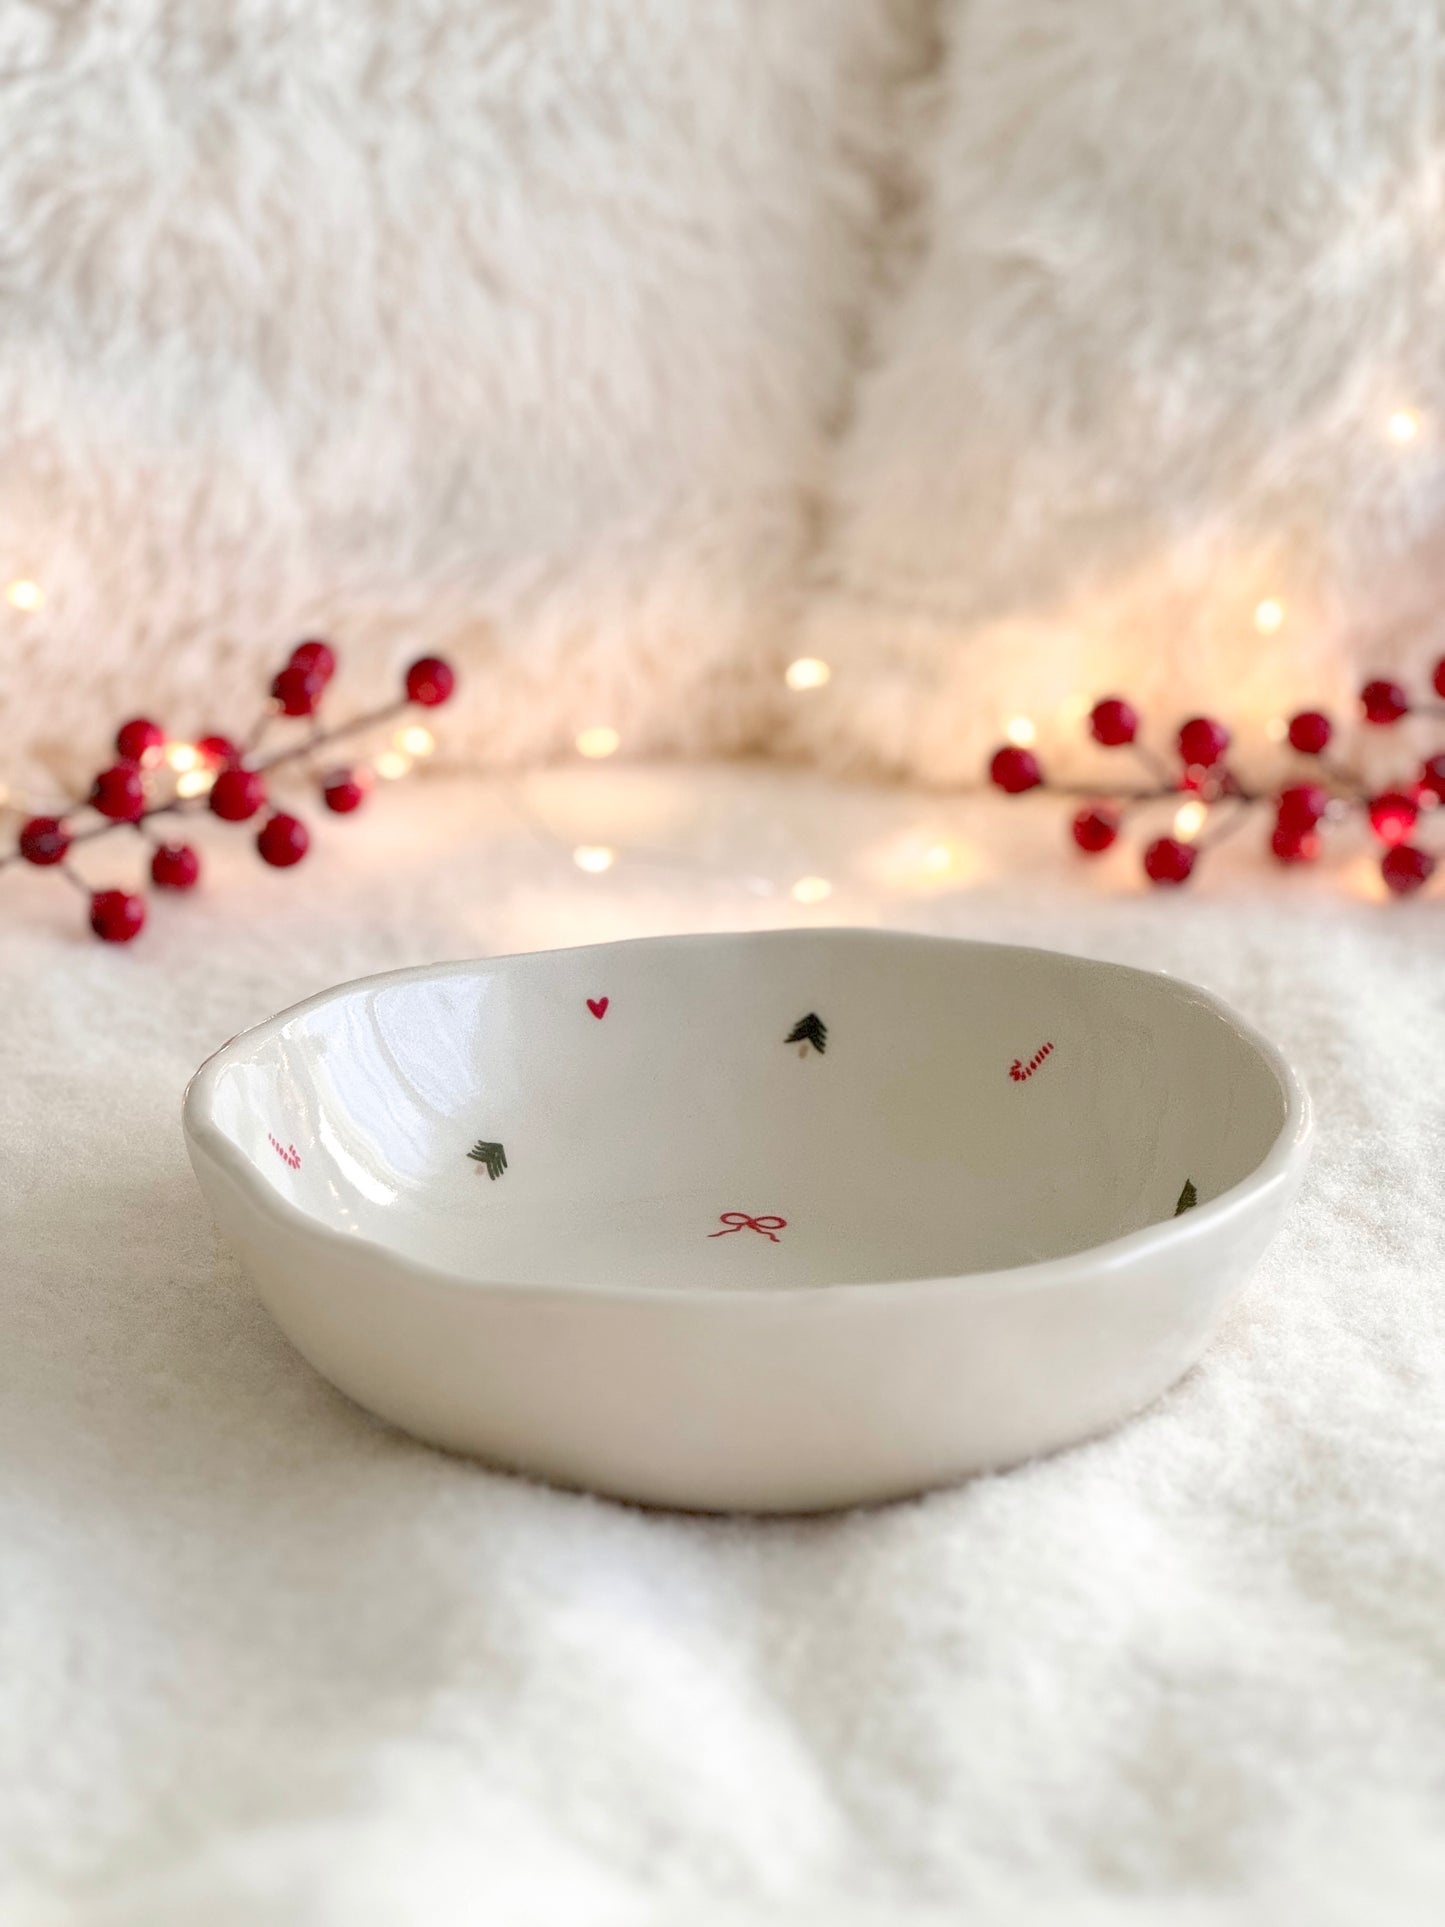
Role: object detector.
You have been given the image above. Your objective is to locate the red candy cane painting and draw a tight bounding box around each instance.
[1009,1041,1054,1083]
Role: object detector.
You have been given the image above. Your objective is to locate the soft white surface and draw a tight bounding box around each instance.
[794,0,1445,782]
[4,765,1443,1925]
[0,0,927,787]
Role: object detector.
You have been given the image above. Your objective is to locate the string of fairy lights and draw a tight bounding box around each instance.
[4,388,1442,921]
[2,636,1438,914]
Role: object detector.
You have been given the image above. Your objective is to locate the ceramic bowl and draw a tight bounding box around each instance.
[183,929,1310,1512]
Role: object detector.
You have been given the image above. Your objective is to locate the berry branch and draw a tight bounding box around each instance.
[4,640,457,941]
[987,662,1445,896]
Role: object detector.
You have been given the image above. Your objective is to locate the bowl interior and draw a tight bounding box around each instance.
[191,931,1291,1290]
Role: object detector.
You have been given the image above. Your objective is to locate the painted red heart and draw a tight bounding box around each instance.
[587,997,609,1019]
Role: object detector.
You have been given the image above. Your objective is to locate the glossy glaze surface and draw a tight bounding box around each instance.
[184,930,1311,1510]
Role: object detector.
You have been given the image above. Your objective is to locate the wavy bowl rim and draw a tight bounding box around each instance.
[182,928,1313,1309]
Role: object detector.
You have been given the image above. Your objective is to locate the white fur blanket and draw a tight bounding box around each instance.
[4,766,1444,1924]
[7,1,1445,791]
[0,0,925,787]
[793,0,1445,782]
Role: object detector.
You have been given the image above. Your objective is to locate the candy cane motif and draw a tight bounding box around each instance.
[268,1133,302,1170]
[1009,1041,1054,1083]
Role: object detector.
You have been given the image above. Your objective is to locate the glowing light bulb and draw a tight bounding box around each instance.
[923,844,954,873]
[1004,715,1037,747]
[1173,801,1208,840]
[573,844,615,873]
[166,743,200,773]
[397,724,434,758]
[175,768,214,798]
[375,750,411,780]
[575,726,621,759]
[5,579,43,611]
[791,875,832,905]
[785,658,832,692]
[1253,599,1285,635]
[1387,409,1421,445]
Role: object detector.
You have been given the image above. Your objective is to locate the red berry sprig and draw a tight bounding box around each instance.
[987,660,1445,897]
[3,642,456,940]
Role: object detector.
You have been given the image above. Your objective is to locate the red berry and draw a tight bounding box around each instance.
[209,767,267,822]
[404,656,455,707]
[89,889,146,943]
[989,745,1043,794]
[271,663,324,717]
[1361,679,1409,725]
[322,769,367,814]
[197,734,241,768]
[1368,791,1419,845]
[1418,754,1445,802]
[1089,698,1138,748]
[1276,784,1329,832]
[115,717,165,763]
[18,815,70,865]
[1143,836,1197,886]
[1287,710,1332,756]
[1381,844,1436,895]
[1270,824,1319,865]
[89,761,146,822]
[151,842,200,890]
[1176,716,1230,768]
[257,811,309,867]
[1071,804,1120,853]
[1434,657,1445,700]
[289,638,336,683]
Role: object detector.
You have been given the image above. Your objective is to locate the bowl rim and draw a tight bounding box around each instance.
[182,928,1313,1307]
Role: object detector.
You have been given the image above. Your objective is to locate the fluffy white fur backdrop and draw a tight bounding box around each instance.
[0,0,927,789]
[792,0,1445,782]
[8,1,1445,788]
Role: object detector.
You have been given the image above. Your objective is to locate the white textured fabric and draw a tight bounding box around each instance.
[0,0,927,788]
[9,0,1445,791]
[792,0,1445,783]
[4,766,1443,1925]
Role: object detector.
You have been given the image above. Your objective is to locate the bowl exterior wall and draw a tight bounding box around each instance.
[189,1138,1300,1513]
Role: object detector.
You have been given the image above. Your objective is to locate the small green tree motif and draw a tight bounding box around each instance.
[785,1013,827,1056]
[468,1140,507,1180]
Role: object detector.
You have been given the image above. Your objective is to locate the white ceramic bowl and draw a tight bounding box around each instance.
[183,929,1310,1512]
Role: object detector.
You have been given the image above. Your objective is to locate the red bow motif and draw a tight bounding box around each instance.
[709,1212,787,1242]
